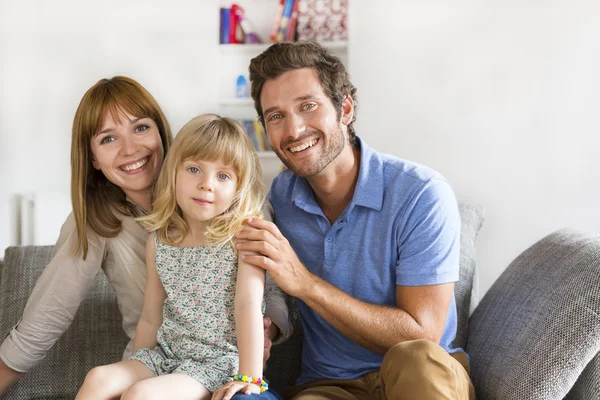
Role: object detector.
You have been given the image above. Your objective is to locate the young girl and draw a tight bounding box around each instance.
[76,114,282,400]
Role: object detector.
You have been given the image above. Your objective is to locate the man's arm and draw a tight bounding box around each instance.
[301,277,454,354]
[236,217,454,355]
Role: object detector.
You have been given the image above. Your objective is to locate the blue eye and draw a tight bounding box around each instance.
[218,173,230,180]
[100,136,116,145]
[188,166,199,174]
[303,103,316,110]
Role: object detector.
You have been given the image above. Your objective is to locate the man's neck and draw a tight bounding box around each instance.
[308,144,361,224]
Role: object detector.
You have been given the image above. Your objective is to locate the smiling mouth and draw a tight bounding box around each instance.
[120,156,149,172]
[289,138,318,153]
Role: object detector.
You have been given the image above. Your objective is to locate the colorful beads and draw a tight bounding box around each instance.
[233,374,269,392]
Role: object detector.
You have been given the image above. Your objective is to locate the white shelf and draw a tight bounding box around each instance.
[219,40,348,55]
[220,98,254,107]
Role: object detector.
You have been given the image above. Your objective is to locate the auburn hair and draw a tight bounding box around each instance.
[71,76,172,259]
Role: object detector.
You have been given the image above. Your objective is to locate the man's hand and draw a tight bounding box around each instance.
[236,217,314,297]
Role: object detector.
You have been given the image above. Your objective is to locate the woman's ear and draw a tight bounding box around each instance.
[92,156,100,170]
[341,94,354,126]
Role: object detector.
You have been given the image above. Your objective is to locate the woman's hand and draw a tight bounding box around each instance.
[211,380,261,400]
[263,317,273,367]
[0,359,24,396]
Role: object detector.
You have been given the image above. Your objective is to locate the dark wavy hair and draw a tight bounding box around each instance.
[249,41,358,144]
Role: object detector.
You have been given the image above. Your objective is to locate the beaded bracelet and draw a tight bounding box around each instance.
[233,374,269,392]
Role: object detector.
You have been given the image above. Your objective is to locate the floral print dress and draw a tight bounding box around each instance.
[131,235,264,392]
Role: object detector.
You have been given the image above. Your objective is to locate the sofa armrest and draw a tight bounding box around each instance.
[565,351,600,399]
[466,229,600,399]
[0,246,128,399]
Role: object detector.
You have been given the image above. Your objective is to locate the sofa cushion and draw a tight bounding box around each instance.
[0,258,3,322]
[466,229,600,399]
[565,351,600,400]
[452,203,485,350]
[0,246,128,400]
[265,296,303,391]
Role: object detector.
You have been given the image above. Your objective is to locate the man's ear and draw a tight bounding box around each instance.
[341,94,354,126]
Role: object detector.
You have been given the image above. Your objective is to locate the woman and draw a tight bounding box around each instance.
[0,77,290,396]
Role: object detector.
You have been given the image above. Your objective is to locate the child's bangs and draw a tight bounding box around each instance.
[179,122,250,175]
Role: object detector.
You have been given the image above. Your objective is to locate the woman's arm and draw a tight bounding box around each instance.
[261,203,292,344]
[132,235,166,351]
[0,360,24,397]
[0,213,106,396]
[264,272,292,344]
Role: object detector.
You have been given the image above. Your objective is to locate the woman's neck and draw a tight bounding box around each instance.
[124,189,153,214]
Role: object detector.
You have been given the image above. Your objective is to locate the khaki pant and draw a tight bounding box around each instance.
[283,339,476,400]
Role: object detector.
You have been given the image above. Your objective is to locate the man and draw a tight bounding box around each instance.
[235,41,475,400]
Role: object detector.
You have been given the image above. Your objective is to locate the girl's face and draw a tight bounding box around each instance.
[90,110,164,203]
[176,158,238,228]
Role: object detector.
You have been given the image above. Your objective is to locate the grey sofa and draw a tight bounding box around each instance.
[1,204,599,399]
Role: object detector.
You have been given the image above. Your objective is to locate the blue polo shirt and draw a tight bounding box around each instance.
[269,137,462,384]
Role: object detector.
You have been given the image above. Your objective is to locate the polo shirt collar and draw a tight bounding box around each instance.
[352,137,384,211]
[291,175,321,215]
[290,136,384,214]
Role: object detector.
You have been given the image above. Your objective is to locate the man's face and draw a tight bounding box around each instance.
[260,68,348,177]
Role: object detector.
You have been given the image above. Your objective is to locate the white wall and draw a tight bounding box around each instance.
[0,0,285,250]
[1,0,598,296]
[349,1,600,295]
[0,0,224,249]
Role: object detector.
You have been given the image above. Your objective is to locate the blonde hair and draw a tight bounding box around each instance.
[71,76,172,259]
[139,114,265,248]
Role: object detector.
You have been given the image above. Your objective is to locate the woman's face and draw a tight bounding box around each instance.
[90,110,164,202]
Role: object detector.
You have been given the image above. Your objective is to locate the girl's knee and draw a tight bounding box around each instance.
[121,382,150,400]
[83,365,113,387]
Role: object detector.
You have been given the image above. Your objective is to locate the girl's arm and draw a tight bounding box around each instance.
[235,252,266,381]
[132,235,166,351]
[0,213,106,396]
[213,253,266,400]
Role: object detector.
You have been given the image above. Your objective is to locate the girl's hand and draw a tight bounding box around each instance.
[211,380,261,400]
